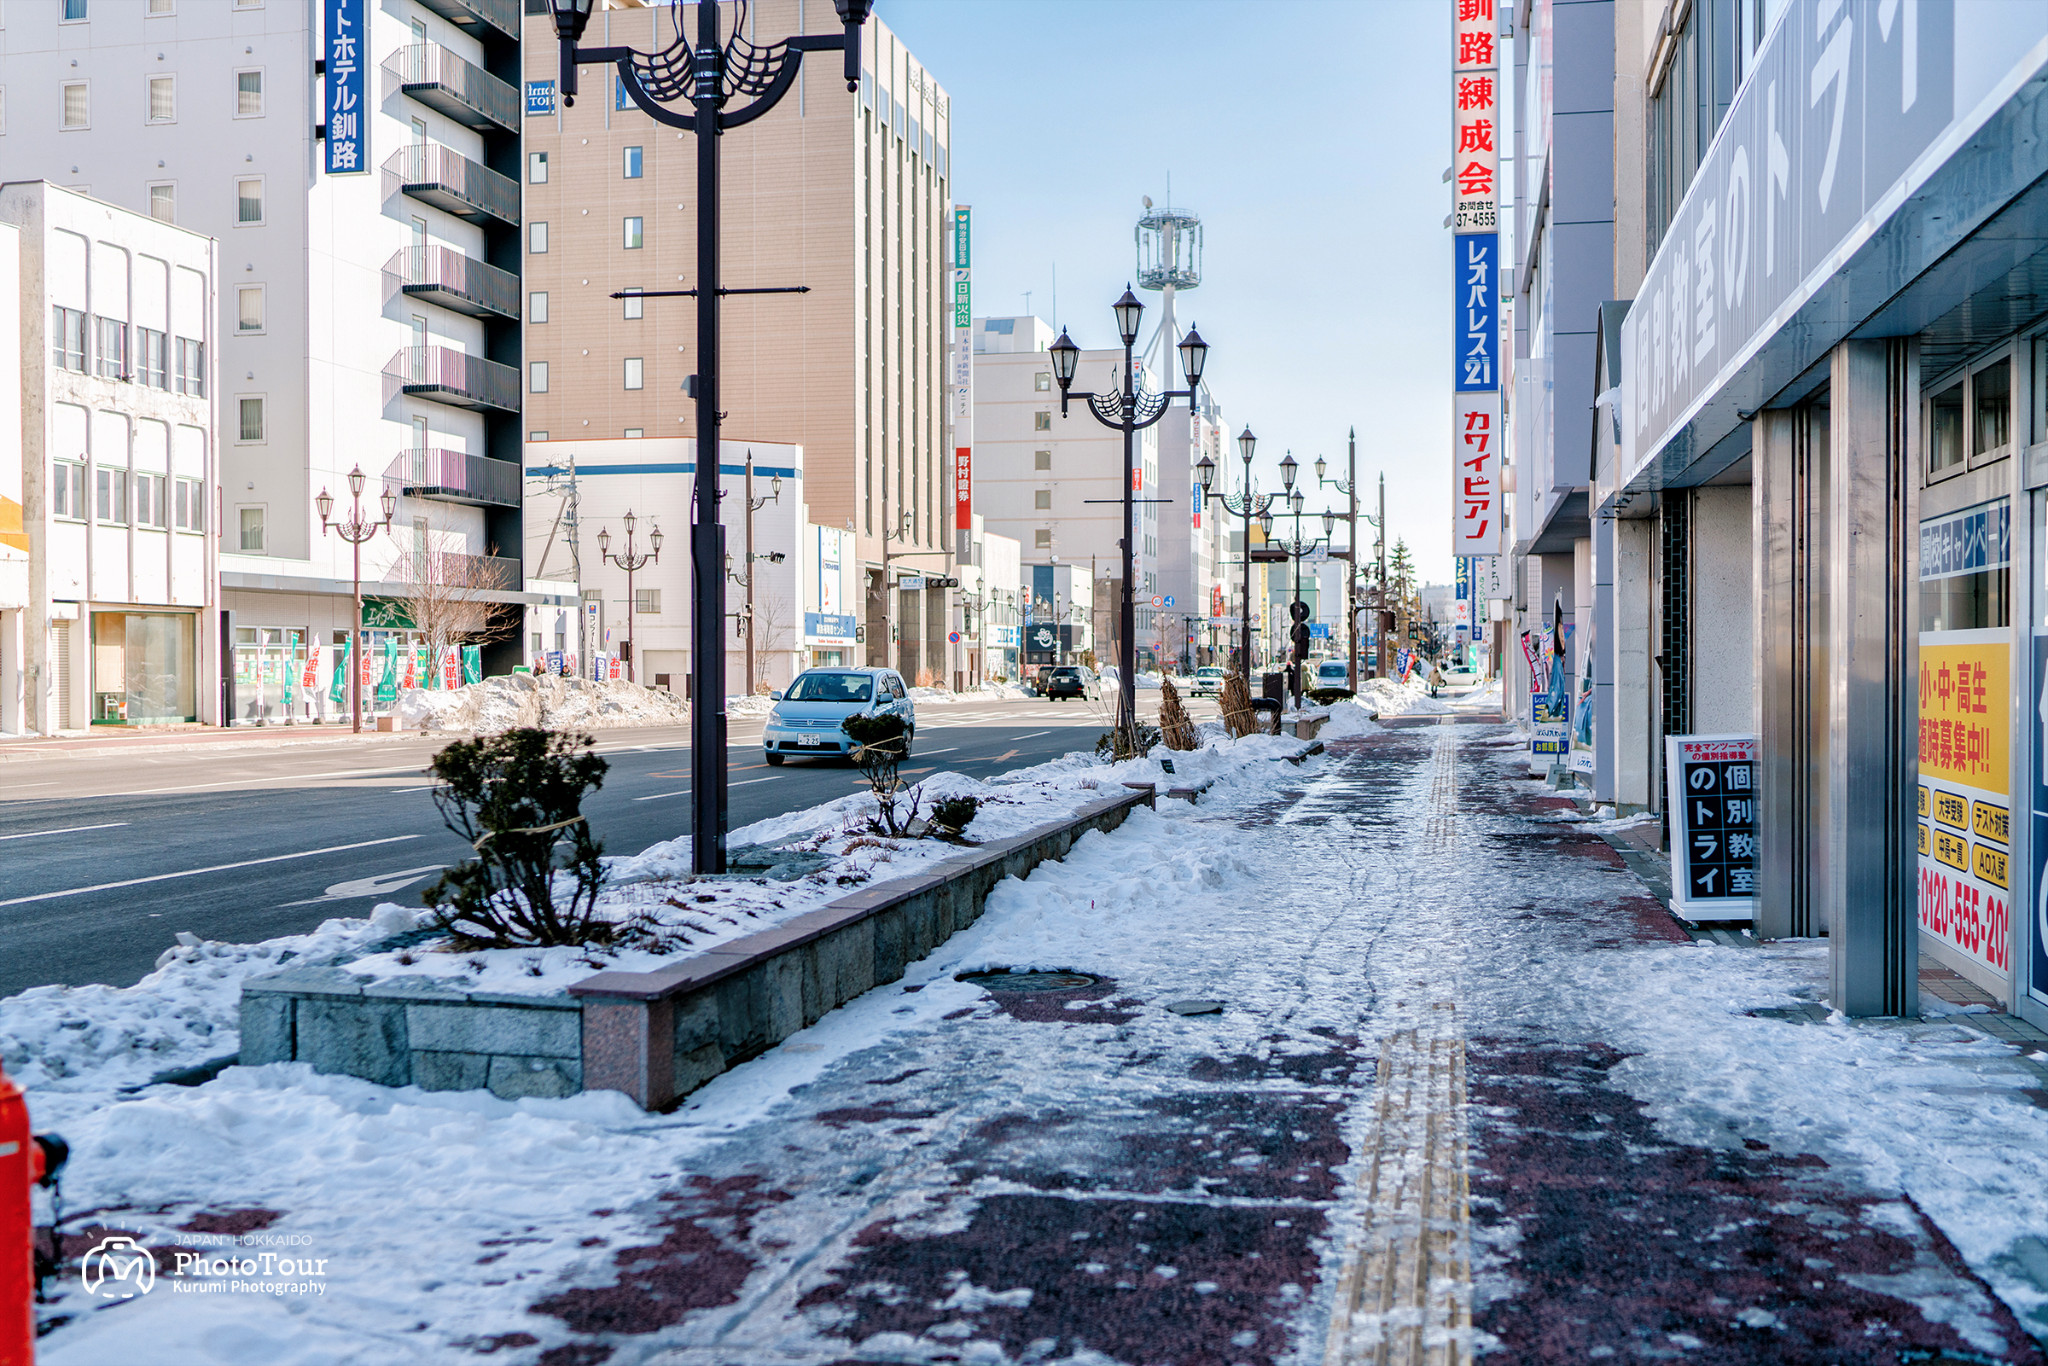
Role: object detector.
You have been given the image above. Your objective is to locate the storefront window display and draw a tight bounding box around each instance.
[92,612,196,724]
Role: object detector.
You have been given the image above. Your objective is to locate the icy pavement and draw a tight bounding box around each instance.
[21,718,2048,1364]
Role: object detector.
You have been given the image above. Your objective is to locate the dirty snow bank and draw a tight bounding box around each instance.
[392,674,687,733]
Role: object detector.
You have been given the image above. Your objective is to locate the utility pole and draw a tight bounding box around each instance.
[739,450,781,695]
[1376,473,1388,678]
[1347,429,1358,691]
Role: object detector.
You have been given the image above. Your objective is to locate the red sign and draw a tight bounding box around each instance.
[954,446,972,531]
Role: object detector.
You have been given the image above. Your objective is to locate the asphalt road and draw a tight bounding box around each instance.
[0,695,1175,997]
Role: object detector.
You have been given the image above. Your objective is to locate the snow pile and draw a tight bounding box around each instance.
[728,692,775,717]
[907,682,1031,704]
[1319,699,1384,739]
[0,905,427,1094]
[338,727,1322,997]
[392,673,687,733]
[1356,674,1452,716]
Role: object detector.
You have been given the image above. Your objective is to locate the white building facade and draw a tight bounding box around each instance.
[0,182,218,734]
[0,0,542,725]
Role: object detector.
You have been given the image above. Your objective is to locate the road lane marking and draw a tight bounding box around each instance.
[912,747,960,758]
[0,836,422,908]
[110,763,427,797]
[0,821,130,842]
[1011,731,1052,740]
[632,776,779,801]
[281,863,448,907]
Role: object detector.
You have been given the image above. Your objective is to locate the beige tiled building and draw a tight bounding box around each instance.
[519,0,954,679]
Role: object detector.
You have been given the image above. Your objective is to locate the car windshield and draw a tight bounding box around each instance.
[1052,668,1081,679]
[1198,667,1222,675]
[784,671,873,703]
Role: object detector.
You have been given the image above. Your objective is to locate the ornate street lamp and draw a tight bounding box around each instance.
[1315,428,1366,687]
[600,511,661,683]
[1197,423,1273,684]
[1047,290,1213,738]
[546,0,870,874]
[317,466,396,734]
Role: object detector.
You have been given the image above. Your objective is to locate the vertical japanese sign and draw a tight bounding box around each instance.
[1665,735,1759,918]
[324,0,367,175]
[1917,498,2012,980]
[1452,0,1500,555]
[953,205,974,533]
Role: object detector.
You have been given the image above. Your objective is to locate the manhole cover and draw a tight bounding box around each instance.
[957,970,1099,993]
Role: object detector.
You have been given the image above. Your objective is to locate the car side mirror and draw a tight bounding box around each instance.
[770,690,783,701]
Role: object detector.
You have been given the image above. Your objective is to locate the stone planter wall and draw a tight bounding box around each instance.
[239,787,1153,1108]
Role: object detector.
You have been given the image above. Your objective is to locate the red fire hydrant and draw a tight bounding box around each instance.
[2,1062,65,1366]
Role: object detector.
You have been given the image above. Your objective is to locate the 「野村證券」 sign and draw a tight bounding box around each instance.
[1917,631,2011,978]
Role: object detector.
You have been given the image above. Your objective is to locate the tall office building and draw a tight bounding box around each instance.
[0,0,538,724]
[518,0,955,683]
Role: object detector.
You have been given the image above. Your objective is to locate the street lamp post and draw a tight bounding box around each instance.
[1048,290,1210,741]
[316,466,396,735]
[1265,488,1335,709]
[740,449,781,694]
[597,511,662,683]
[547,0,871,875]
[1315,428,1362,691]
[1195,424,1272,688]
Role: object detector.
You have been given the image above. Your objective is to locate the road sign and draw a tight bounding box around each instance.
[948,630,961,643]
[1164,595,1175,608]
[1151,595,1163,608]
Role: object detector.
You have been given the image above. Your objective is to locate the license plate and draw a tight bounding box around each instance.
[797,734,821,747]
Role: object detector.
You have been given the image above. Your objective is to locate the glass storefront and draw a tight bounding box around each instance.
[230,625,311,725]
[90,611,196,724]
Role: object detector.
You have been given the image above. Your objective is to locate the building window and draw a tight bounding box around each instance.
[238,506,264,551]
[52,463,86,520]
[1033,449,1051,470]
[96,465,128,523]
[635,588,659,614]
[63,0,88,21]
[1033,488,1051,510]
[1035,529,1053,549]
[147,74,174,122]
[1973,356,2012,463]
[528,150,547,183]
[529,431,548,442]
[1033,372,1051,392]
[0,88,8,137]
[623,428,643,438]
[235,69,263,117]
[623,357,643,390]
[528,221,548,253]
[174,337,205,396]
[529,291,547,323]
[135,472,166,527]
[147,183,174,222]
[622,145,642,178]
[623,216,643,249]
[174,476,204,531]
[237,285,263,332]
[1034,411,1051,431]
[62,82,88,129]
[51,307,86,371]
[94,317,126,378]
[529,361,548,393]
[238,396,264,442]
[622,290,643,320]
[235,176,263,225]
[137,327,167,387]
[149,0,174,13]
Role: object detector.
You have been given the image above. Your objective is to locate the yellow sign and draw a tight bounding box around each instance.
[1933,828,1970,873]
[1918,823,1930,856]
[1932,790,1970,831]
[1974,843,2009,890]
[1917,784,1930,817]
[1971,799,2009,844]
[1917,641,2009,790]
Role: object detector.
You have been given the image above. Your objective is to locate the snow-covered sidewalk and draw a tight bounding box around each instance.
[16,717,2048,1364]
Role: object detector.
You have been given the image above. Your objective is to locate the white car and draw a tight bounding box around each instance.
[1189,666,1227,697]
[1442,668,1481,691]
[1311,659,1353,691]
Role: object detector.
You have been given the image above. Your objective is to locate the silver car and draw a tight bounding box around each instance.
[763,667,915,765]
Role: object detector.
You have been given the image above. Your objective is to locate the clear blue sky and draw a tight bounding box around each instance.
[884,0,1458,584]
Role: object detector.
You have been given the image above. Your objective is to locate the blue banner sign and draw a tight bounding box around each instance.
[526,81,556,116]
[1454,233,1497,392]
[1919,498,2011,582]
[323,0,367,174]
[804,612,858,640]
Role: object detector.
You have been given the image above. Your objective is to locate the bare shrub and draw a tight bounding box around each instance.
[1157,676,1200,751]
[1220,672,1260,738]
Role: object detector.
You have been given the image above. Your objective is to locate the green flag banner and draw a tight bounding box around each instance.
[375,638,398,705]
[461,645,482,685]
[329,637,350,708]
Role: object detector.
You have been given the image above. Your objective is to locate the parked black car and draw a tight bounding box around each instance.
[1043,665,1100,701]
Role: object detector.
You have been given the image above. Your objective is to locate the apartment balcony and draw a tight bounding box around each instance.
[413,0,518,45]
[384,43,518,134]
[388,447,521,509]
[383,346,519,413]
[383,246,519,321]
[382,144,517,228]
[384,549,523,593]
